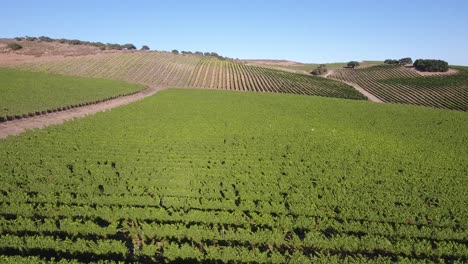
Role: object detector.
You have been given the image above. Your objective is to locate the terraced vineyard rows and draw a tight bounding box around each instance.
[329,65,468,111]
[1,90,467,263]
[17,52,366,100]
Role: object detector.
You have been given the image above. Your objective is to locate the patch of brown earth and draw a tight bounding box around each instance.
[0,38,103,56]
[0,38,127,66]
[409,67,459,76]
[321,70,383,103]
[0,53,68,66]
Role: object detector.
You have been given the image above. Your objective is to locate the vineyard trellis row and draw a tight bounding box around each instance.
[329,65,468,111]
[1,89,467,262]
[17,52,366,100]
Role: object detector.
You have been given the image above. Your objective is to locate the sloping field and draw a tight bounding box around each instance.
[243,61,383,74]
[0,68,144,119]
[16,52,366,100]
[329,65,468,111]
[0,38,106,57]
[1,89,467,263]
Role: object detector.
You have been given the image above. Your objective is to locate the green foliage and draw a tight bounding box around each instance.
[399,57,413,65]
[172,49,179,54]
[69,39,83,45]
[90,42,106,49]
[384,58,412,65]
[106,43,123,50]
[347,61,360,68]
[413,59,449,72]
[122,43,136,50]
[7,43,22,50]
[12,36,139,51]
[141,45,150,51]
[0,68,144,117]
[38,36,53,42]
[384,59,399,65]
[177,50,225,58]
[0,89,467,262]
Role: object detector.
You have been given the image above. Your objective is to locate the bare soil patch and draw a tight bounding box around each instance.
[410,67,459,76]
[342,81,383,103]
[323,69,334,78]
[0,53,69,66]
[0,86,166,139]
[1,38,101,56]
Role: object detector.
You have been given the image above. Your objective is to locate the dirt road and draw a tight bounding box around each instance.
[339,81,383,103]
[323,70,383,103]
[0,86,165,139]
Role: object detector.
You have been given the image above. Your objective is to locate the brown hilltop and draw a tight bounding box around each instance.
[0,38,123,66]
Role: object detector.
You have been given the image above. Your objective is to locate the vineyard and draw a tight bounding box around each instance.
[243,61,383,74]
[329,65,468,111]
[1,89,467,263]
[0,67,144,119]
[16,52,366,100]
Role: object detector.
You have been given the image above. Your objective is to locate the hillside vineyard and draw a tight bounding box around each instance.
[329,65,468,111]
[1,90,467,263]
[17,52,366,100]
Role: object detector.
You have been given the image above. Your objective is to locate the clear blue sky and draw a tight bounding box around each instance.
[2,0,468,65]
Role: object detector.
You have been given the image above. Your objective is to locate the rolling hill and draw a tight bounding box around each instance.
[0,36,467,263]
[2,38,468,112]
[329,65,468,111]
[14,51,365,100]
[242,60,383,74]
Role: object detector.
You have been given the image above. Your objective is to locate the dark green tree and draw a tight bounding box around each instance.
[347,61,360,68]
[69,39,82,45]
[384,59,399,65]
[413,59,449,72]
[123,44,136,50]
[7,43,23,50]
[38,36,53,42]
[399,57,413,65]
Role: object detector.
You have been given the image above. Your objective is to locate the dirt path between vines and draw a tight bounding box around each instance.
[0,86,166,139]
[340,80,383,103]
[323,70,383,103]
[323,69,335,78]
